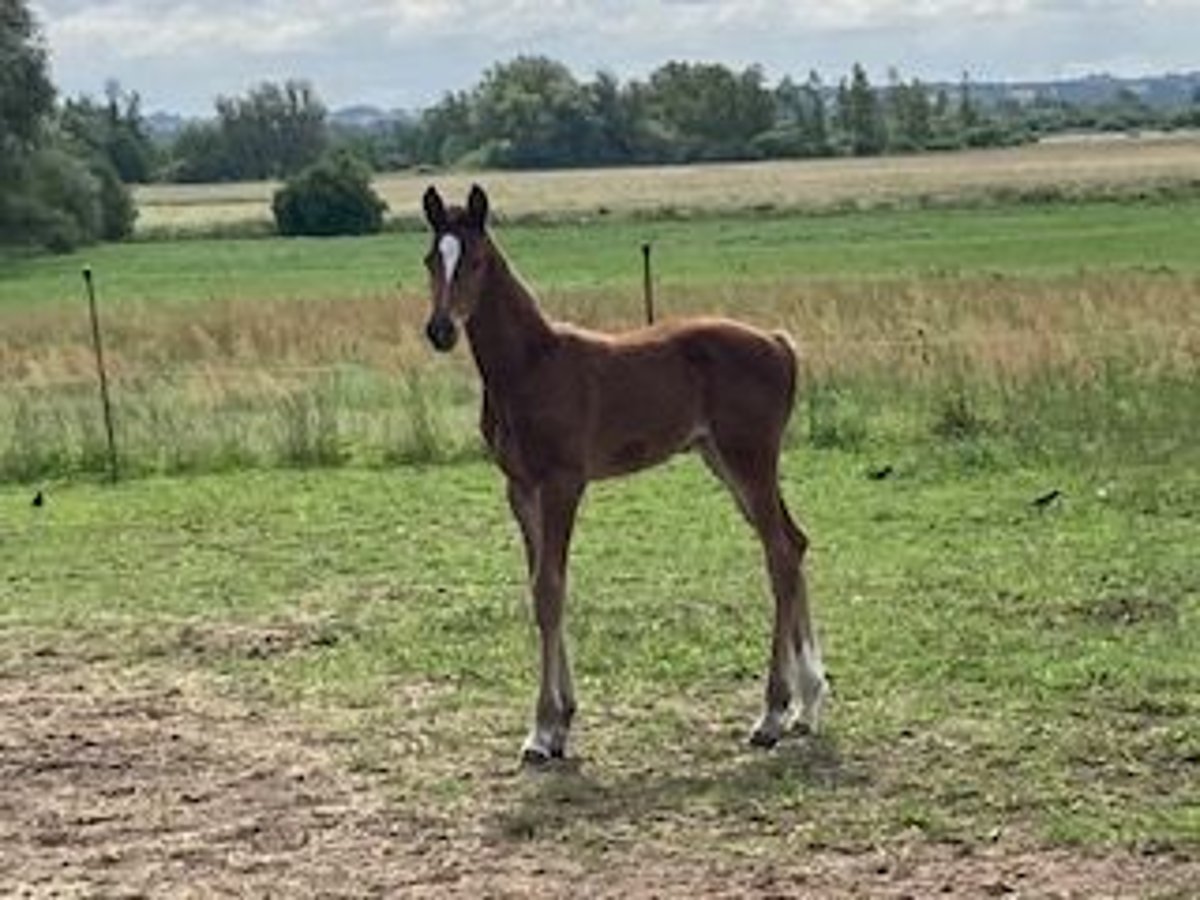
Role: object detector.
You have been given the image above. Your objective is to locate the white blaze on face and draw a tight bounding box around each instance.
[438,233,462,286]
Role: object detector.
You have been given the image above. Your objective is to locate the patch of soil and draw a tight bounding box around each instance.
[1,658,1195,898]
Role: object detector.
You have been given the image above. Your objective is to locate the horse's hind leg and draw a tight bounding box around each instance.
[701,440,825,745]
[778,499,827,733]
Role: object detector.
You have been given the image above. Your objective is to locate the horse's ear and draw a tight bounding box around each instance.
[466,184,489,231]
[423,186,448,231]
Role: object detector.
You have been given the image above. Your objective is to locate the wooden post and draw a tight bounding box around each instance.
[641,242,655,325]
[83,267,119,483]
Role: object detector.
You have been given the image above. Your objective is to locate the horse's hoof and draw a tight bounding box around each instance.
[748,728,780,749]
[521,745,553,768]
[520,735,566,768]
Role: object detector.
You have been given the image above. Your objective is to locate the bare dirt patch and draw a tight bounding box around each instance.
[1,656,1195,898]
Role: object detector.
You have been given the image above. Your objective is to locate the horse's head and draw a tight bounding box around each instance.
[421,184,491,353]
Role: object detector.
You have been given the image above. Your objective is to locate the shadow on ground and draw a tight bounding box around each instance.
[493,731,868,843]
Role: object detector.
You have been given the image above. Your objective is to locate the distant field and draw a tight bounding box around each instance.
[133,135,1200,235]
[7,198,1200,310]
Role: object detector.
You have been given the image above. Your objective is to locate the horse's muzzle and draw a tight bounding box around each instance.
[425,314,458,352]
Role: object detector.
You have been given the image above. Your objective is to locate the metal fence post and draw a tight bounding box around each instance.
[83,267,119,483]
[641,242,655,325]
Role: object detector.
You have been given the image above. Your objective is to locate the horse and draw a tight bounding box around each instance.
[421,184,827,764]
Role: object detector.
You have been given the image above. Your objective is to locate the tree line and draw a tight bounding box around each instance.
[160,60,1017,181]
[162,56,1200,182]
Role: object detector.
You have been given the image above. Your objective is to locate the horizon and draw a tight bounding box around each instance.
[30,1,1200,116]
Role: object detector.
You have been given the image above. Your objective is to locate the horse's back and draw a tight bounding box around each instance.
[668,318,799,434]
[551,317,797,476]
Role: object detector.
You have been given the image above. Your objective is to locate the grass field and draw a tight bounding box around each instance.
[2,454,1197,893]
[6,197,1200,310]
[1,146,1198,894]
[3,196,1198,481]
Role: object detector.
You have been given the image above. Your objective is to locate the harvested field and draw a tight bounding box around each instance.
[134,135,1200,235]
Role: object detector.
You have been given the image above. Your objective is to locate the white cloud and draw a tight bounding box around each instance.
[41,0,349,58]
[29,0,1069,60]
[30,0,1200,112]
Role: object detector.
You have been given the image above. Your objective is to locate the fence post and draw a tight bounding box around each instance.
[641,242,655,325]
[83,267,119,483]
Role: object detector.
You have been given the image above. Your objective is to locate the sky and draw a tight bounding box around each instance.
[29,0,1200,115]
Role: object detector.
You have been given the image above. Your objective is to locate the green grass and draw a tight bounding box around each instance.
[3,359,1194,483]
[2,452,1196,853]
[3,196,1197,483]
[3,175,1197,876]
[4,199,1200,309]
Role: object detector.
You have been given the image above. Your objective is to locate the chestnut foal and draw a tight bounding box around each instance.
[421,185,827,764]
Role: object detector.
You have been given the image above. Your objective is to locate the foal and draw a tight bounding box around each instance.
[422,185,827,764]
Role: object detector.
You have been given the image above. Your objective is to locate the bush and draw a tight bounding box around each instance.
[29,148,102,248]
[0,144,136,252]
[272,152,387,237]
[89,157,137,241]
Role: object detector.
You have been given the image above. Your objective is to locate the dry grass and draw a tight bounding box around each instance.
[3,270,1197,479]
[134,135,1200,234]
[5,272,1197,387]
[11,173,1200,479]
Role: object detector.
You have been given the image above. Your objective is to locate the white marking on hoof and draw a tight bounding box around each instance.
[798,639,829,734]
[521,744,553,767]
[749,709,787,748]
[521,727,565,766]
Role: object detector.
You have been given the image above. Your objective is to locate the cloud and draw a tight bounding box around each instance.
[31,0,1055,61]
[30,0,1200,112]
[39,0,348,58]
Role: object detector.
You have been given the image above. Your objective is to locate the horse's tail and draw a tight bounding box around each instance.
[772,330,800,414]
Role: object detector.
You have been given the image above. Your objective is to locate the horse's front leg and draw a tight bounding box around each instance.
[521,474,583,765]
[507,477,540,578]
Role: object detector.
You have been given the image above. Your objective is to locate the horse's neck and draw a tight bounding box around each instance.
[466,251,554,392]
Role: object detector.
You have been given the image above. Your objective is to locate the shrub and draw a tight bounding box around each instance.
[0,144,135,252]
[272,152,387,237]
[28,148,102,250]
[90,157,137,241]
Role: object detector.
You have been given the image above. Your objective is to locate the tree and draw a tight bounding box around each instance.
[169,121,233,182]
[1,0,54,208]
[800,71,832,156]
[837,64,886,156]
[885,73,932,152]
[645,61,775,160]
[757,72,833,159]
[470,56,598,168]
[0,0,54,158]
[414,90,474,166]
[170,80,329,182]
[958,71,979,130]
[330,111,421,172]
[60,82,157,183]
[1,0,134,250]
[215,80,328,179]
[587,70,639,164]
